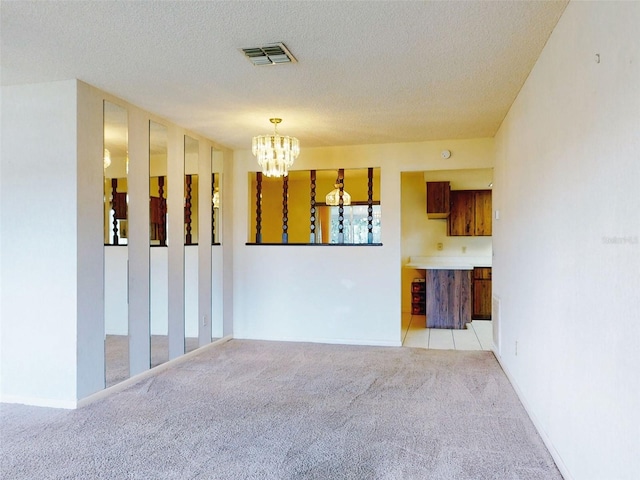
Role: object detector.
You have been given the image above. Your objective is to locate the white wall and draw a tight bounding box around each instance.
[1,80,82,407]
[184,245,198,338]
[212,246,224,339]
[233,139,494,345]
[105,247,129,335]
[150,247,169,335]
[106,246,205,338]
[493,2,640,479]
[104,246,169,335]
[104,214,221,342]
[76,82,107,399]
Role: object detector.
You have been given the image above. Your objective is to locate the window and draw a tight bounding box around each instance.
[328,205,381,244]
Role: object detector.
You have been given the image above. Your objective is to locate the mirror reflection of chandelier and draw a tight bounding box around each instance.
[252,118,299,178]
[103,148,111,169]
[326,175,351,206]
[212,189,220,209]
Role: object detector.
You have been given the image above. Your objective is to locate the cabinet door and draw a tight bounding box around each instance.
[472,268,492,319]
[474,190,492,236]
[448,190,474,236]
[473,267,491,280]
[426,182,450,219]
[472,280,492,319]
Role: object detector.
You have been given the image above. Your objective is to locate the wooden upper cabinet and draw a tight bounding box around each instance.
[448,189,492,236]
[448,190,474,235]
[426,182,450,218]
[474,190,492,236]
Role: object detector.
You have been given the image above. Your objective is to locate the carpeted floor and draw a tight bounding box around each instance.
[1,340,562,479]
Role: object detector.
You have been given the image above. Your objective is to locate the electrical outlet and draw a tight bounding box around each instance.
[515,341,518,356]
[462,246,467,253]
[437,242,443,251]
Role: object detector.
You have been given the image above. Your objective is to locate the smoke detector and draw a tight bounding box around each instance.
[240,43,297,66]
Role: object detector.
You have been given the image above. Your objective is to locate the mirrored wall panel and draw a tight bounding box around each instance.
[103,101,129,387]
[248,167,381,245]
[184,136,199,353]
[211,148,223,341]
[150,121,169,368]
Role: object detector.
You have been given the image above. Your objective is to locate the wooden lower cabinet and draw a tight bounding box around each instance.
[426,269,471,329]
[472,267,492,320]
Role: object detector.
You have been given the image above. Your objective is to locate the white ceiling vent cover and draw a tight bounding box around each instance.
[241,43,297,66]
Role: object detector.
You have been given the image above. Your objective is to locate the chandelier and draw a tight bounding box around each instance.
[326,175,351,206]
[212,188,220,209]
[103,148,111,169]
[252,118,299,177]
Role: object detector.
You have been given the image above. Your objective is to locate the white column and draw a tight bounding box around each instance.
[127,107,151,376]
[198,142,212,345]
[76,81,106,398]
[167,126,185,359]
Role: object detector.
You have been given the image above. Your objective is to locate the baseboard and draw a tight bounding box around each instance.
[233,333,402,348]
[0,336,234,411]
[492,346,574,480]
[76,335,233,409]
[0,394,77,410]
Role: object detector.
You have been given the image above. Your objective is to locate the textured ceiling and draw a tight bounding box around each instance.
[1,1,568,150]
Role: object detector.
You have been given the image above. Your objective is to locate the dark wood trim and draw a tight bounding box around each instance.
[282,175,289,244]
[211,173,216,245]
[367,167,373,244]
[310,170,317,243]
[338,168,345,244]
[111,178,119,245]
[185,174,193,245]
[158,176,166,246]
[255,172,262,244]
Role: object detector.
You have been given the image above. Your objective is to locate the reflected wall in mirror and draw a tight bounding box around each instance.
[211,172,220,244]
[149,121,169,368]
[184,136,199,353]
[248,167,381,244]
[184,136,199,245]
[211,148,223,245]
[103,101,129,388]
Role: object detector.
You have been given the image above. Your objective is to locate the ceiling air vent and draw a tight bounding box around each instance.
[241,43,297,66]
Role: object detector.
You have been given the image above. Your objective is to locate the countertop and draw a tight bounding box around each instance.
[404,256,492,270]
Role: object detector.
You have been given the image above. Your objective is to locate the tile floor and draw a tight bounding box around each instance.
[401,313,493,351]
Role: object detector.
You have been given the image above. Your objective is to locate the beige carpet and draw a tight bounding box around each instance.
[1,340,562,479]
